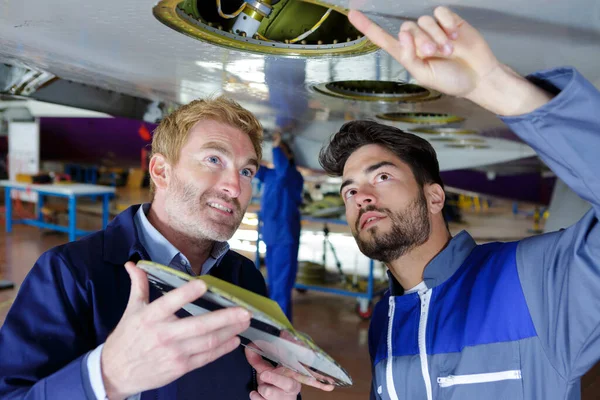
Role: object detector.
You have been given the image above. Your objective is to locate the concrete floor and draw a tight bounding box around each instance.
[1,193,599,399]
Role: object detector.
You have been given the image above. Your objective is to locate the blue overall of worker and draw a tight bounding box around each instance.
[255,132,304,321]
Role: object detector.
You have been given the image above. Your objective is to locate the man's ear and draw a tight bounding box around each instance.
[149,154,170,191]
[425,183,446,215]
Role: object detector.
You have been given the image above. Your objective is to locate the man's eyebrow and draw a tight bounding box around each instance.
[340,178,354,194]
[201,142,233,157]
[245,157,259,170]
[365,161,398,174]
[339,161,399,194]
[200,142,259,170]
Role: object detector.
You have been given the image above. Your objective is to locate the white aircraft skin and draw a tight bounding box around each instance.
[1,0,599,173]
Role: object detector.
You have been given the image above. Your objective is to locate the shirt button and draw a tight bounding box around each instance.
[181,259,188,266]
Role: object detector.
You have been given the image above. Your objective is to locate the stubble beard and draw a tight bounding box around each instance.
[353,190,431,263]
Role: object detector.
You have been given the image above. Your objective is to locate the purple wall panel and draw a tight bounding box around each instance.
[441,169,556,205]
[30,117,555,204]
[39,117,155,166]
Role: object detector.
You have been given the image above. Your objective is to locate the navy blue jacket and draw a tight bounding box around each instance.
[0,205,267,399]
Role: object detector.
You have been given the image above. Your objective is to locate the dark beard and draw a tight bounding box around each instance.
[354,190,431,263]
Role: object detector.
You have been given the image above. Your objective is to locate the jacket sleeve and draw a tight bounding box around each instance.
[272,146,293,179]
[254,165,273,183]
[0,250,97,399]
[502,67,600,380]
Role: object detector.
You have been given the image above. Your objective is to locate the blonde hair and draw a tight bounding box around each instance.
[150,96,263,192]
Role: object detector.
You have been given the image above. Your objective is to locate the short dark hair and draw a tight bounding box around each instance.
[318,120,443,188]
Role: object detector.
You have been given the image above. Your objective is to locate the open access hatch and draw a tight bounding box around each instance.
[153,0,378,57]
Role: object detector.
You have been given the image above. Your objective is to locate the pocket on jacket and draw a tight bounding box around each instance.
[434,341,524,400]
[438,369,522,387]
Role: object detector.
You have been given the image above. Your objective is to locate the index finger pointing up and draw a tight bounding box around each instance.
[348,10,400,55]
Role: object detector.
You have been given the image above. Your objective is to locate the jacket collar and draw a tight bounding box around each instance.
[103,204,150,265]
[388,230,477,295]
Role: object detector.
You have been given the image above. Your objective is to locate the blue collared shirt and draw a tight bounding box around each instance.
[134,203,230,276]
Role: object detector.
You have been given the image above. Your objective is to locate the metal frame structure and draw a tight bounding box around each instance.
[1,181,115,242]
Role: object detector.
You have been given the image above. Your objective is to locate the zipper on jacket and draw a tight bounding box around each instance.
[418,288,433,400]
[386,296,400,400]
[437,370,522,388]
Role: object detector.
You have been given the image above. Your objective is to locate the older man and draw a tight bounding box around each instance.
[0,97,333,400]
